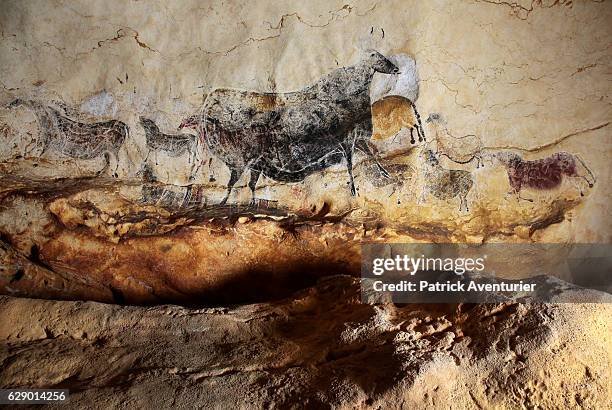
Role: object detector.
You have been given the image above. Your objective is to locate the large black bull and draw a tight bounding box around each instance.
[180,50,399,204]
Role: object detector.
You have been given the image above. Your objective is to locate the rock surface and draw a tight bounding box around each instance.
[1,276,611,408]
[0,0,609,244]
[0,1,610,406]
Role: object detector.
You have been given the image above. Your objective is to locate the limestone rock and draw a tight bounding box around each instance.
[1,276,610,408]
[0,0,610,406]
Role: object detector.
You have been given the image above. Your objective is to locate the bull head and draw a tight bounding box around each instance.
[178,114,199,130]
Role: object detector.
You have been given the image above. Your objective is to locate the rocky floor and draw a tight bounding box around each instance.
[0,174,610,408]
[1,275,611,408]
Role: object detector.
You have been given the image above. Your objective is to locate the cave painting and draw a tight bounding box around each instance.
[371,95,425,144]
[178,50,404,204]
[139,117,199,178]
[419,148,474,212]
[7,98,128,177]
[426,112,483,168]
[492,150,596,201]
[3,50,598,212]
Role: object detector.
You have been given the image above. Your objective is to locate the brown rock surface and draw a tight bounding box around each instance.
[1,276,611,408]
[0,0,610,406]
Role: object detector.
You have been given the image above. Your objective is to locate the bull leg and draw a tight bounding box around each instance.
[340,143,356,196]
[181,185,193,208]
[97,152,111,177]
[248,170,261,206]
[112,151,120,178]
[23,138,37,157]
[191,160,204,182]
[220,167,243,205]
[187,150,200,182]
[355,139,391,179]
[459,194,469,212]
[37,141,48,158]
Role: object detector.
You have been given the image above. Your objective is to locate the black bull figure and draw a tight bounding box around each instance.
[180,50,400,204]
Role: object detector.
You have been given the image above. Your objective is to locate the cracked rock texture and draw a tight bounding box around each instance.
[1,277,611,408]
[0,0,611,406]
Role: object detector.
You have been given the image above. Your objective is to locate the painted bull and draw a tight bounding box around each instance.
[180,50,399,204]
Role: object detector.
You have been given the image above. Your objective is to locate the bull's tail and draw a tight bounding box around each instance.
[408,99,426,142]
[575,155,596,187]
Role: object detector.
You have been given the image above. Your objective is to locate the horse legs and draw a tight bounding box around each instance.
[409,128,415,145]
[220,166,243,205]
[340,142,356,196]
[355,139,391,179]
[248,169,261,205]
[416,124,423,142]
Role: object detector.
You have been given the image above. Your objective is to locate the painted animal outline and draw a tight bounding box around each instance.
[419,148,474,212]
[7,99,128,176]
[426,112,483,168]
[492,150,596,202]
[179,50,400,204]
[371,95,425,144]
[139,116,198,178]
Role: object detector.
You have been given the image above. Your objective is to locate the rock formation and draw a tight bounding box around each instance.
[0,0,610,407]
